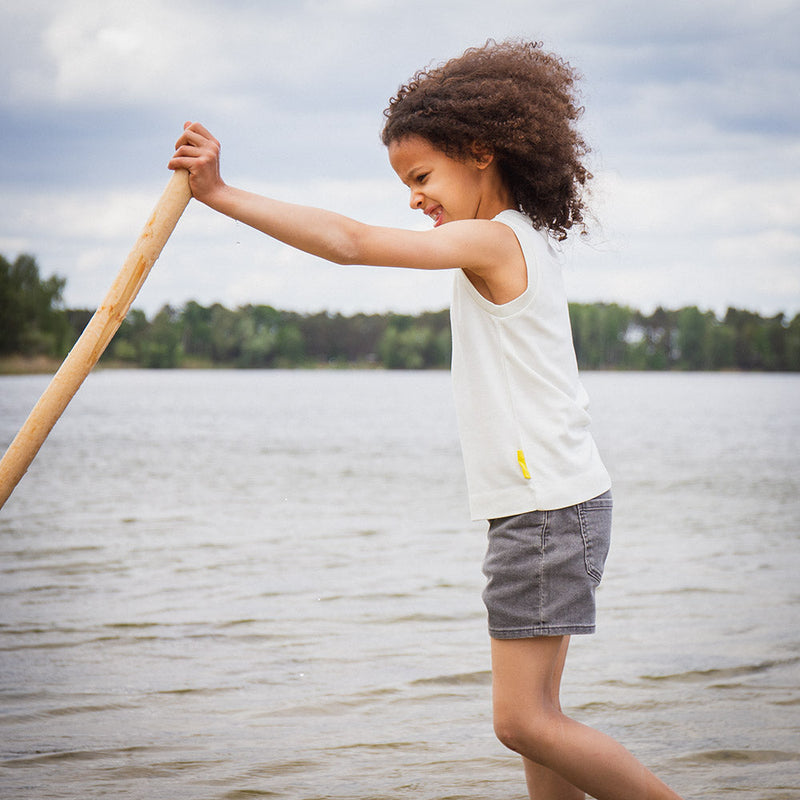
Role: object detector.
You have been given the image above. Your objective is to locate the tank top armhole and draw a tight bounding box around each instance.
[464,210,541,318]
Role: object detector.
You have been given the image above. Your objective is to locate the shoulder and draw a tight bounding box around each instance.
[451,216,528,305]
[492,210,561,275]
[437,217,522,262]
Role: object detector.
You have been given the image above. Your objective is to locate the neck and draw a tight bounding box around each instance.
[477,163,516,219]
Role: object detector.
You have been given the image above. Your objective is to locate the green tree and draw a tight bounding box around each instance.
[141,305,182,368]
[677,306,714,369]
[236,313,276,367]
[275,323,305,365]
[180,300,214,360]
[209,303,241,363]
[108,308,149,363]
[725,308,766,370]
[569,303,632,369]
[378,319,448,369]
[708,323,735,370]
[786,313,800,371]
[636,306,677,369]
[0,254,71,356]
[764,313,787,371]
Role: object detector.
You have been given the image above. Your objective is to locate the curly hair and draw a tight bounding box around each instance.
[381,39,591,240]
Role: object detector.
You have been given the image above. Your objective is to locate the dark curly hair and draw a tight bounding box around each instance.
[381,39,591,240]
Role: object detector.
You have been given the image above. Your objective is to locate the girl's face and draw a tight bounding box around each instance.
[388,135,498,227]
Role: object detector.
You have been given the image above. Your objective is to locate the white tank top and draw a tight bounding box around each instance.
[450,209,611,520]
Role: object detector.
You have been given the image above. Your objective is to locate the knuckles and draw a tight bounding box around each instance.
[172,124,220,169]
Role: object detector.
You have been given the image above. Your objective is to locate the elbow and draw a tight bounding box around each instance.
[329,247,359,266]
[328,221,370,266]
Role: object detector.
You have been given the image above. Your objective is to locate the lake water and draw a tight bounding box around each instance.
[0,369,798,800]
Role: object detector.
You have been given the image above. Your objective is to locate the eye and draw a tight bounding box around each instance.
[416,172,429,184]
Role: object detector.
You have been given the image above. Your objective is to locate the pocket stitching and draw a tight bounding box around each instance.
[577,502,608,583]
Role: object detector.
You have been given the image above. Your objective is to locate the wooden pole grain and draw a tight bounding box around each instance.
[0,169,192,510]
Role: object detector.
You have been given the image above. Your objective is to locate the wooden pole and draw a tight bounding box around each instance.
[0,169,192,510]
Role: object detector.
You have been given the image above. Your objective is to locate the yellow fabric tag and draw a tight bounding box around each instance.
[517,449,531,480]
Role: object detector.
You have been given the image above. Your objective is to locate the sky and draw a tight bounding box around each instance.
[1,0,798,319]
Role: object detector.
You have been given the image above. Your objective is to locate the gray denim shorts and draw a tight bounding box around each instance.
[482,490,612,639]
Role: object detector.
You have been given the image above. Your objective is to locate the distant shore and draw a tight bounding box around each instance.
[0,356,159,375]
[0,355,63,375]
[2,355,795,377]
[0,356,388,375]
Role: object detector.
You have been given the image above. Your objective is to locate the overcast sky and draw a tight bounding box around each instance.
[1,0,798,319]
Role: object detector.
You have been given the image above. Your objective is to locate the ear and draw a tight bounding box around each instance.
[470,142,494,170]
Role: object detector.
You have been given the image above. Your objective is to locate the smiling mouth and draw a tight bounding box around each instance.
[425,206,444,227]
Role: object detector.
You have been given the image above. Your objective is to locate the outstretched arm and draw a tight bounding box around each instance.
[168,122,371,265]
[168,122,524,286]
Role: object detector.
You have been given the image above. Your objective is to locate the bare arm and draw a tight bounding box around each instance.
[168,122,525,297]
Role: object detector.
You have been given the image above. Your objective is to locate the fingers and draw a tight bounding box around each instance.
[168,139,202,172]
[168,121,225,203]
[176,121,217,147]
[169,121,220,168]
[173,122,218,150]
[186,121,215,139]
[167,152,196,171]
[173,129,200,150]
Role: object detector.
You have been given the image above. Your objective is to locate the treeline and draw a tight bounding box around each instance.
[3,253,800,371]
[105,303,453,369]
[568,303,800,371]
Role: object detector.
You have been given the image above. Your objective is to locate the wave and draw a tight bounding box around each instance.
[674,749,799,765]
[1,745,156,768]
[411,670,492,687]
[640,656,800,684]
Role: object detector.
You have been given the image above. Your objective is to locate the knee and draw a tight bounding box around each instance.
[493,715,521,754]
[493,707,560,760]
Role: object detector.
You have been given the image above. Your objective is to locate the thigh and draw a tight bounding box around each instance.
[491,636,570,719]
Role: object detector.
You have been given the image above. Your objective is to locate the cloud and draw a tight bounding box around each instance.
[0,0,798,319]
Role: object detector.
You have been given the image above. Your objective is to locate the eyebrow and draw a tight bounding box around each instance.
[400,165,427,186]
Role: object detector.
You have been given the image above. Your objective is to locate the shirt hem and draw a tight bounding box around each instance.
[468,474,612,521]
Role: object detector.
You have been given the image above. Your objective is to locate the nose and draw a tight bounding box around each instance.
[409,188,424,210]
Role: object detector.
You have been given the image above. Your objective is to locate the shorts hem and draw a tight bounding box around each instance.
[489,624,595,639]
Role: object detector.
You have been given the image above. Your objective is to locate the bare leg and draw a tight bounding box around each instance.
[522,637,584,800]
[491,636,684,800]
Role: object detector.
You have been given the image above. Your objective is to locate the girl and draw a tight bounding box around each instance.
[169,39,684,800]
